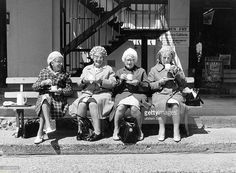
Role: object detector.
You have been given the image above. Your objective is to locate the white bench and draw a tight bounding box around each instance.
[0,77,81,137]
[0,76,198,137]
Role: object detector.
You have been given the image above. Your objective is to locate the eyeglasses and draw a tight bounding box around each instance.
[53,60,63,64]
[93,55,104,60]
[125,58,135,62]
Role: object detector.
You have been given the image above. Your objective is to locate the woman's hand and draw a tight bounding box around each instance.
[95,78,103,85]
[159,77,173,85]
[126,79,139,86]
[41,79,52,86]
[54,88,63,95]
[81,78,91,84]
[120,74,127,80]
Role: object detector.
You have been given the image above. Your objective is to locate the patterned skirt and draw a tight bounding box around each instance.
[35,94,69,119]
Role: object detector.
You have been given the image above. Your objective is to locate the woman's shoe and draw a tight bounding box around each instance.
[45,127,56,134]
[158,134,165,141]
[89,133,102,142]
[138,132,144,141]
[76,132,83,141]
[34,136,44,144]
[112,133,120,141]
[173,135,181,142]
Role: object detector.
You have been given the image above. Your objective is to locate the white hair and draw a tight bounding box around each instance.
[122,48,138,63]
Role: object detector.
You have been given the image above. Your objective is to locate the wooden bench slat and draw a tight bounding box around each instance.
[6,77,38,84]
[6,77,194,84]
[6,77,194,83]
[5,92,39,98]
[6,77,81,84]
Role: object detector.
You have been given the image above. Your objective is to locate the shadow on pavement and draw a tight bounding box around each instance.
[142,116,208,139]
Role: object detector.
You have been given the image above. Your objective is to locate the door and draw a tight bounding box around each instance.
[0,0,7,87]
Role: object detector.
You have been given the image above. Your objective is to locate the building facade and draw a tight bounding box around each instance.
[0,0,235,87]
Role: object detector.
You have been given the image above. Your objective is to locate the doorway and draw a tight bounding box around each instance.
[0,0,7,87]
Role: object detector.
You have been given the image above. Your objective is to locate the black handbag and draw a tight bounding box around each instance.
[119,117,139,144]
[78,116,94,141]
[185,91,204,106]
[23,118,40,138]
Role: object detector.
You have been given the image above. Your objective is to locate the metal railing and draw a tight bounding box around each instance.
[120,3,168,30]
[60,0,169,75]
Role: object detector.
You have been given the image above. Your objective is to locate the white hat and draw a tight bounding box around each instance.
[47,51,63,65]
[122,48,138,63]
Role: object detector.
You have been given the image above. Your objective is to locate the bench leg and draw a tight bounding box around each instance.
[15,109,24,138]
[184,107,190,136]
[14,110,20,138]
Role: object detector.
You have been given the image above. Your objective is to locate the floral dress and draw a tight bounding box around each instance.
[32,67,73,118]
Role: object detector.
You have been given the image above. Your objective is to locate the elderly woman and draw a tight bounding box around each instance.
[32,51,73,144]
[111,48,150,141]
[148,46,187,142]
[69,46,116,141]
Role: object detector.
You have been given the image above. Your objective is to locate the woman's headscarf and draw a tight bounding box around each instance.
[47,51,64,65]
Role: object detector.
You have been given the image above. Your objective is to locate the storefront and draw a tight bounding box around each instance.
[189,0,236,89]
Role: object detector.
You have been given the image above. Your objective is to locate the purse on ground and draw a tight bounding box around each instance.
[119,117,139,144]
[23,118,40,138]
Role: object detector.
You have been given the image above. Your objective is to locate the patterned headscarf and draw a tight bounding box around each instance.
[89,46,107,59]
[47,51,64,65]
[122,48,138,63]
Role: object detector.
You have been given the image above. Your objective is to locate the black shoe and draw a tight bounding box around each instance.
[76,132,83,141]
[89,133,102,142]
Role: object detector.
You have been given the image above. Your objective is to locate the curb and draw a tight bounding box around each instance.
[1,142,236,156]
[1,128,236,155]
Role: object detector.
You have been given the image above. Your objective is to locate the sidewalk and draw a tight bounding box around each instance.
[0,94,236,155]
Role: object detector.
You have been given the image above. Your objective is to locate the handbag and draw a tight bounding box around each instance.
[185,91,204,106]
[78,116,94,141]
[119,117,139,144]
[23,118,40,138]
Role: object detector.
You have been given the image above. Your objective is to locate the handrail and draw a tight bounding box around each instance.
[63,1,130,55]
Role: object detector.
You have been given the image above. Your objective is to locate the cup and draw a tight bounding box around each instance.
[17,92,27,105]
[87,75,95,83]
[126,74,133,81]
[164,64,171,70]
[51,85,58,91]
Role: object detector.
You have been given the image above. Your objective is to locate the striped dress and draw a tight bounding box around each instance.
[32,67,73,119]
